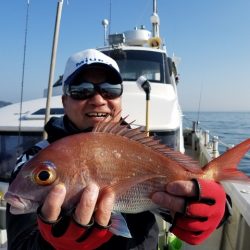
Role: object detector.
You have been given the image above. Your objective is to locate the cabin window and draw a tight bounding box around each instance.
[0,132,42,181]
[103,50,171,84]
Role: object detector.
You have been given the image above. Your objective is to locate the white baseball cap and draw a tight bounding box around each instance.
[62,49,122,93]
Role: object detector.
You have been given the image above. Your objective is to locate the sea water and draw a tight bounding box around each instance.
[183,112,250,176]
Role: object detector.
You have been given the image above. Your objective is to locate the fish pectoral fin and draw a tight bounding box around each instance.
[109,212,132,238]
[100,174,164,198]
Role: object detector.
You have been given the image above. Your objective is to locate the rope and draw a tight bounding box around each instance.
[18,0,30,148]
[135,0,151,28]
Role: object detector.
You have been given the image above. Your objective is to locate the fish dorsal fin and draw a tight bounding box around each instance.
[93,115,201,173]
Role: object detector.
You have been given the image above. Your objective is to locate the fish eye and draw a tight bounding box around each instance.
[32,163,57,186]
[38,171,51,181]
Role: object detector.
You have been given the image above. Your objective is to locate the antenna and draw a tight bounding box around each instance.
[197,83,203,122]
[18,0,30,147]
[109,0,112,35]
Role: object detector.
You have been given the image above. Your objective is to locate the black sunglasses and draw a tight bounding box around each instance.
[66,82,123,100]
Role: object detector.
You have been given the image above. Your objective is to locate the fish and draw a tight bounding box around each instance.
[4,118,250,237]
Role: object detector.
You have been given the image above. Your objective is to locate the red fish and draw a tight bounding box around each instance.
[5,120,250,237]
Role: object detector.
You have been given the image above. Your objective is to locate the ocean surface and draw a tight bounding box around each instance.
[183,112,250,176]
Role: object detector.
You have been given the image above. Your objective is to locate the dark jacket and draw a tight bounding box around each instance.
[6,116,162,250]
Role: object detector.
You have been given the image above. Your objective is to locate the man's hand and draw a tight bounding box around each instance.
[37,183,115,250]
[152,180,197,213]
[152,179,226,245]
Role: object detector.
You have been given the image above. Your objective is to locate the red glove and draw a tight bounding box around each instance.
[37,214,113,250]
[170,179,226,245]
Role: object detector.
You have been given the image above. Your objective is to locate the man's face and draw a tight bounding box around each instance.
[62,68,122,130]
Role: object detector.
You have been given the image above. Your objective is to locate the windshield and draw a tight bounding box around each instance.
[0,132,42,181]
[104,50,171,83]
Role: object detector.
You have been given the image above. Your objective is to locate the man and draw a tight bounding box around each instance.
[6,49,228,249]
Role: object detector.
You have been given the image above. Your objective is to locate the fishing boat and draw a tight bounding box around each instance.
[0,1,249,249]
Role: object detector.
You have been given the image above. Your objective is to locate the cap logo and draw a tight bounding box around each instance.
[76,57,107,68]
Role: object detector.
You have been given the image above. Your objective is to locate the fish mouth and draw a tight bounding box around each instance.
[4,191,39,214]
[86,112,110,118]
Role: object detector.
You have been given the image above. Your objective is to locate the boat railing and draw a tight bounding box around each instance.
[183,120,250,250]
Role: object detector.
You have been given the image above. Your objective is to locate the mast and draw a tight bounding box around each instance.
[151,0,160,37]
[43,0,64,139]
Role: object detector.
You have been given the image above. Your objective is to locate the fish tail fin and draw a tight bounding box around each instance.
[202,138,250,182]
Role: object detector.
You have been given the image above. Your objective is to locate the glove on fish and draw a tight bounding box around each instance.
[37,214,113,250]
[170,179,226,245]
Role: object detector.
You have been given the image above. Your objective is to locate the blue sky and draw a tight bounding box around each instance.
[0,0,250,111]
